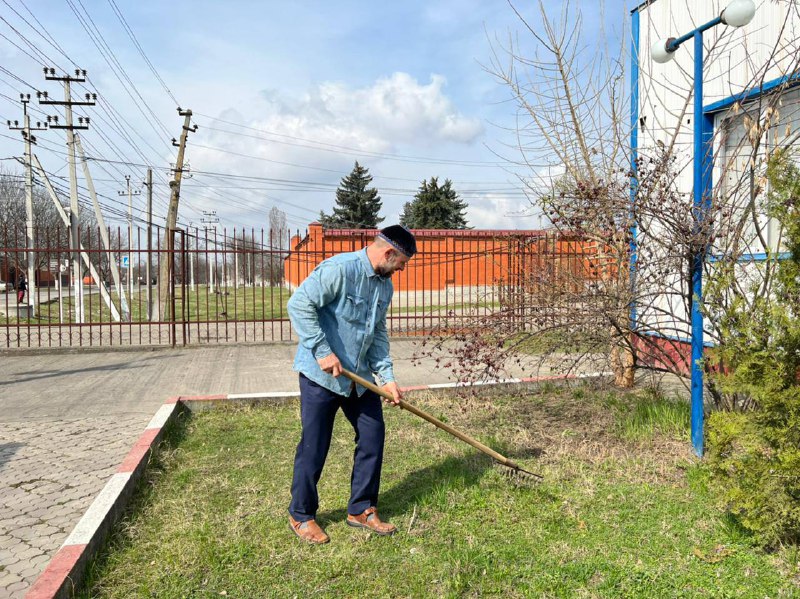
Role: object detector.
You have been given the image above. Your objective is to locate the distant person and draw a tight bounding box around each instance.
[16,274,27,304]
[285,224,416,544]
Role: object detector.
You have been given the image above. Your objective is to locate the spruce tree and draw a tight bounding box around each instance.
[399,177,470,229]
[319,161,384,229]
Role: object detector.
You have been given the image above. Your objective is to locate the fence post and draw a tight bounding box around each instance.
[169,228,176,348]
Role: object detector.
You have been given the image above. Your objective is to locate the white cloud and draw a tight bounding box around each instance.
[465,193,543,230]
[202,71,483,164]
[318,73,483,144]
[185,72,486,227]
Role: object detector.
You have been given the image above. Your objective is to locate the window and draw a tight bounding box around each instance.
[716,86,800,257]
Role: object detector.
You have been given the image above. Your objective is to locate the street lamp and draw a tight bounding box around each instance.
[650,0,756,457]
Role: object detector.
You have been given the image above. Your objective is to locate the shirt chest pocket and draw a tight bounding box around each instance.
[376,298,387,318]
[341,294,366,323]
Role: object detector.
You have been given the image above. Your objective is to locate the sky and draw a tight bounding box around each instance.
[0,0,629,234]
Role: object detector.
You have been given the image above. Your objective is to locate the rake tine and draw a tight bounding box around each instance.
[501,462,544,481]
[341,369,543,482]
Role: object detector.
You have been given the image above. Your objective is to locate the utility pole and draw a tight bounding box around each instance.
[234,230,239,291]
[7,94,48,318]
[202,211,219,294]
[118,175,141,307]
[177,165,195,293]
[74,137,127,322]
[155,108,197,321]
[143,168,153,321]
[31,153,121,322]
[39,67,95,324]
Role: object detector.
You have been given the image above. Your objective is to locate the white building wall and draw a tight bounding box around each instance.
[634,0,800,342]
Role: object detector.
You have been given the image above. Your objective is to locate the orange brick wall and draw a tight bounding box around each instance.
[284,223,617,292]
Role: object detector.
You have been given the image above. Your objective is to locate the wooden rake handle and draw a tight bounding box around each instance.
[341,369,535,476]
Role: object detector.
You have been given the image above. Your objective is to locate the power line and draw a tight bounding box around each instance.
[73,0,171,137]
[0,8,188,238]
[6,1,175,163]
[80,154,531,200]
[0,29,46,65]
[0,12,60,68]
[0,65,37,90]
[190,173,322,219]
[105,0,179,106]
[195,118,509,167]
[63,0,174,146]
[9,0,170,170]
[16,0,77,68]
[0,9,174,187]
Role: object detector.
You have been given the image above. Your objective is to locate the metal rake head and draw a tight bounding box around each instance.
[497,461,543,483]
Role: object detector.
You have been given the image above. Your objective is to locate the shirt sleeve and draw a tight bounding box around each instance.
[367,302,394,384]
[287,262,343,360]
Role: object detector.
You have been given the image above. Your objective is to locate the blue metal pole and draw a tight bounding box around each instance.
[668,16,722,51]
[691,31,705,457]
[629,10,640,331]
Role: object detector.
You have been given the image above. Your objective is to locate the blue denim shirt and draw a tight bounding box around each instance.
[287,248,394,396]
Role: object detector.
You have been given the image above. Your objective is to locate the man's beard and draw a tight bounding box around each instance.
[375,259,399,278]
[375,264,394,278]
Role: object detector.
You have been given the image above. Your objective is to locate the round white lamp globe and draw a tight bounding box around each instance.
[721,0,756,27]
[651,38,676,64]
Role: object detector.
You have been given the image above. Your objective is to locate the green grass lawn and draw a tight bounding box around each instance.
[389,301,500,315]
[0,285,291,324]
[79,383,799,598]
[3,289,498,323]
[173,285,292,321]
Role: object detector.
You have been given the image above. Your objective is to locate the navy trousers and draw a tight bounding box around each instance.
[288,374,385,522]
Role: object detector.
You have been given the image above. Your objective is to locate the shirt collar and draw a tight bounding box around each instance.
[358,247,379,278]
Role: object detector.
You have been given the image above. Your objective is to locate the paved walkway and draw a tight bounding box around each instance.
[0,416,144,595]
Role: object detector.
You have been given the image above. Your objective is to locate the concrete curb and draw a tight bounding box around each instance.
[24,400,184,599]
[24,371,609,598]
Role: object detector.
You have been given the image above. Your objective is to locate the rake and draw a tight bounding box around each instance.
[341,369,542,481]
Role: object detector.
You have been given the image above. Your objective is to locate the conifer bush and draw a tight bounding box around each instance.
[706,150,800,547]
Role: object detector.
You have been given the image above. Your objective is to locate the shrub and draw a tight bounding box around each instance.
[707,389,800,547]
[706,150,800,547]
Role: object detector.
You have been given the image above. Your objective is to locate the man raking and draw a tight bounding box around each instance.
[286,225,416,544]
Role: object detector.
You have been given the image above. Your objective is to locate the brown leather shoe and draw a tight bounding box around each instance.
[346,507,396,536]
[288,516,330,544]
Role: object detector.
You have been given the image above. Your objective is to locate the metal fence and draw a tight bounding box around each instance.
[0,225,600,349]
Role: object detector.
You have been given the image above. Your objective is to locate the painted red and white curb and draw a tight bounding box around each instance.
[24,371,608,598]
[23,398,187,599]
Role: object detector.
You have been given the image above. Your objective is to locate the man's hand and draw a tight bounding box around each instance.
[380,381,403,406]
[317,353,343,377]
